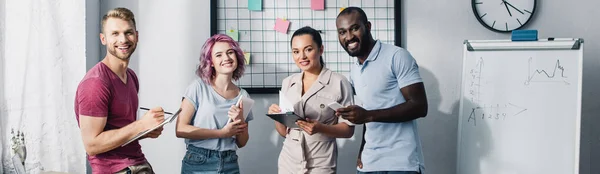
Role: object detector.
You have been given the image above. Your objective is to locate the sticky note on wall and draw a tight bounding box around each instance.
[243,52,251,65]
[226,30,239,41]
[248,0,262,11]
[311,0,325,10]
[274,18,291,34]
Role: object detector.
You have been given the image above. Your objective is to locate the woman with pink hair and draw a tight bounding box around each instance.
[175,34,251,174]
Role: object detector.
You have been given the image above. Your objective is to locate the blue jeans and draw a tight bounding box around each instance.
[181,145,240,174]
[357,171,420,174]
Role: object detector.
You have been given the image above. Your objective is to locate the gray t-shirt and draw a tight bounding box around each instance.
[183,79,253,151]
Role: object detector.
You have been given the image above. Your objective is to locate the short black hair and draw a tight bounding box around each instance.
[291,26,325,66]
[337,7,369,24]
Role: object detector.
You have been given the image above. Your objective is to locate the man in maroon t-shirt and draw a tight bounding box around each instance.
[74,7,165,174]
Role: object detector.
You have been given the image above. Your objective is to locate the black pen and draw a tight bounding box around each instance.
[140,107,173,115]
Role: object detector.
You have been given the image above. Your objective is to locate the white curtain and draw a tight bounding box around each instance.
[1,0,86,173]
[1,0,5,172]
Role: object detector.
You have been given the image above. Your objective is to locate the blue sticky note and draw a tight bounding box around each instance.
[248,0,262,11]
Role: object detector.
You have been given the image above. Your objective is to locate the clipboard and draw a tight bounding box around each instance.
[266,112,305,128]
[121,108,182,147]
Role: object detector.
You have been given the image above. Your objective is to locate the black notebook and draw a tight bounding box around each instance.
[266,112,305,128]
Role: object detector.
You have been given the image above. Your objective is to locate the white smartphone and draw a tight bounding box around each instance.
[327,102,356,125]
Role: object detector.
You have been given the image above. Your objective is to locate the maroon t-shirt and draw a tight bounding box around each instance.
[74,62,146,173]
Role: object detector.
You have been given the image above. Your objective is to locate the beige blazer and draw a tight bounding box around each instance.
[278,68,354,174]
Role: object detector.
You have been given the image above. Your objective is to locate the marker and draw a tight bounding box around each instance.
[139,107,173,115]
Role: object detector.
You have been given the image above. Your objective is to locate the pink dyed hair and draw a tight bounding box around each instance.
[196,34,246,84]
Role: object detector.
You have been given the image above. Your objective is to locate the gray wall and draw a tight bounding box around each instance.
[404,1,599,174]
[89,0,600,174]
[85,1,99,172]
[85,0,100,71]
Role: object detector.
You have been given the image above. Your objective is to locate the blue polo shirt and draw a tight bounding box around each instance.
[350,40,425,172]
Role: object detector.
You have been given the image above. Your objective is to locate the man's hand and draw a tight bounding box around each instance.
[357,155,363,169]
[142,126,163,139]
[296,118,321,135]
[141,107,165,130]
[336,105,370,124]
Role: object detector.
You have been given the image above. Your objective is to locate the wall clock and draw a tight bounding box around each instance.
[472,0,536,32]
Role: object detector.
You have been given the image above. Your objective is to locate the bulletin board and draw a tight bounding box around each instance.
[210,0,400,93]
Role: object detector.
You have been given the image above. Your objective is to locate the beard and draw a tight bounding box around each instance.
[341,33,371,57]
[107,44,137,60]
[343,44,361,57]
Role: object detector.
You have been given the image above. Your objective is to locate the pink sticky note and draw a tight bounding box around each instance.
[311,0,325,10]
[274,18,290,34]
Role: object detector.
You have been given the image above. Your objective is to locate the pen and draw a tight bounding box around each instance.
[139,107,174,115]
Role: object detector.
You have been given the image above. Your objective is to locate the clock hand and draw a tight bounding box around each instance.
[505,1,525,14]
[503,0,513,17]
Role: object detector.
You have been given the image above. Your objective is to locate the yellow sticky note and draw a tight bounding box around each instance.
[226,30,239,41]
[243,52,251,65]
[340,7,346,13]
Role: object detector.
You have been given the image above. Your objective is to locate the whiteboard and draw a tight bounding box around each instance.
[211,0,398,92]
[457,39,583,174]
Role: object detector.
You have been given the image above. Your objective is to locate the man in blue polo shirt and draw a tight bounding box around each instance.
[335,7,429,174]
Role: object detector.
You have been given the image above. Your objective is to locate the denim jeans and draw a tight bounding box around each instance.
[357,171,420,174]
[181,145,240,174]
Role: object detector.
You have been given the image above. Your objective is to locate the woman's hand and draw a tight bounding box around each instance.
[220,119,244,137]
[296,118,322,135]
[268,104,281,114]
[228,102,244,121]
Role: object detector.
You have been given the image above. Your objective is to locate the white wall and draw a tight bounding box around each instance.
[1,0,87,173]
[404,1,600,174]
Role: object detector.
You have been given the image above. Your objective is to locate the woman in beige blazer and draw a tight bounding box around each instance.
[268,26,355,174]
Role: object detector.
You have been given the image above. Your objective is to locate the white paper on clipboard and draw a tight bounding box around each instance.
[122,108,182,147]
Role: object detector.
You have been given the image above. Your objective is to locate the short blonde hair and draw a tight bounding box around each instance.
[101,7,136,33]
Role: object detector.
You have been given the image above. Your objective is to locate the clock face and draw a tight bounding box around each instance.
[472,0,536,32]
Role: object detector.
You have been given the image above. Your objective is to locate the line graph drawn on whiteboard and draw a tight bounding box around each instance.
[465,57,528,126]
[525,57,569,85]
